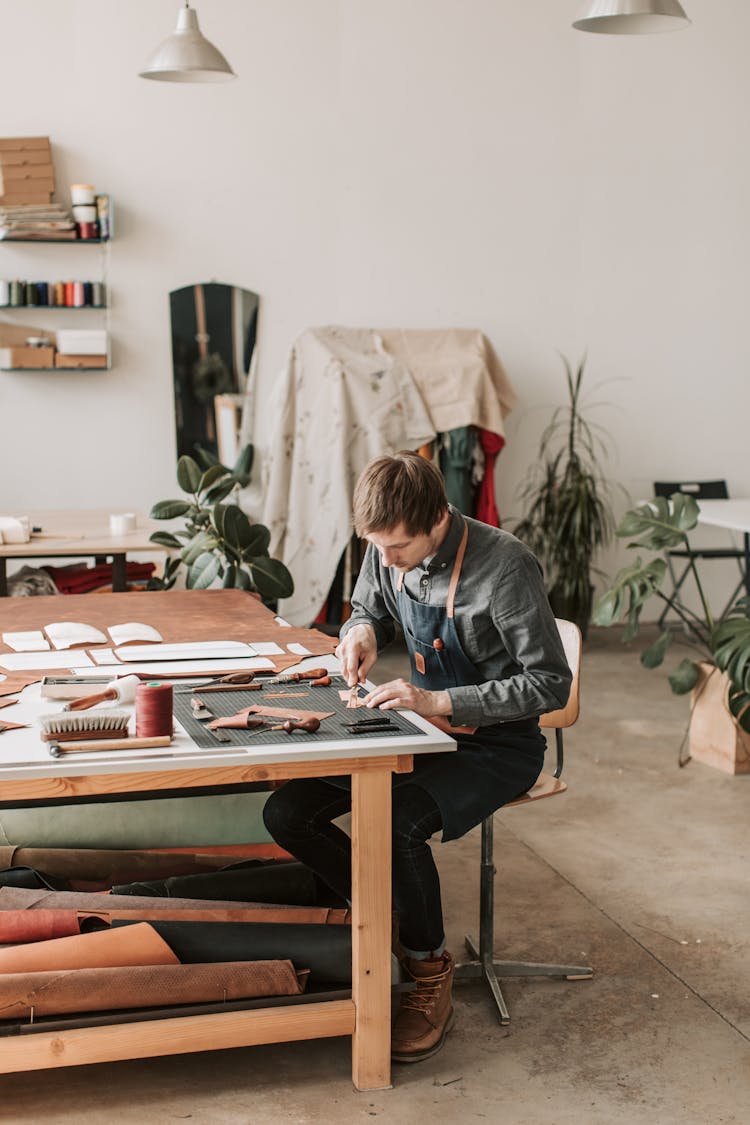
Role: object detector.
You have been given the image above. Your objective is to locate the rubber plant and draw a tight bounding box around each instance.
[513,354,616,634]
[592,493,750,758]
[148,443,294,601]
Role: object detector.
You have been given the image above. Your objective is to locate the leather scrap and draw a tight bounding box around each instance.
[0,921,179,974]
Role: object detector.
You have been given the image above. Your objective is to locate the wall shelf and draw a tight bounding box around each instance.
[0,365,110,372]
[0,238,109,244]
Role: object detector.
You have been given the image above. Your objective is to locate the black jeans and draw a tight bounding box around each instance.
[263,779,445,957]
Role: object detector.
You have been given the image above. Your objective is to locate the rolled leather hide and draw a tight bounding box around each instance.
[0,887,292,912]
[0,846,267,886]
[0,906,351,944]
[0,960,307,1019]
[113,920,353,985]
[0,922,178,974]
[111,860,321,905]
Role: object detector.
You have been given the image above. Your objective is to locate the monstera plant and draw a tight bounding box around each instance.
[148,443,293,601]
[592,494,750,746]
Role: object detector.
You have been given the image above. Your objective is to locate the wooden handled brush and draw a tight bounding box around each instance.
[39,711,131,743]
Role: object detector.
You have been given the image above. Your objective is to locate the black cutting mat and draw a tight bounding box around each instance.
[173,675,423,749]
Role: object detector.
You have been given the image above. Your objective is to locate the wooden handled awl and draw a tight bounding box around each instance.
[258,668,328,686]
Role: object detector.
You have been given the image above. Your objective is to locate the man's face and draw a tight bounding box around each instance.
[366,515,448,573]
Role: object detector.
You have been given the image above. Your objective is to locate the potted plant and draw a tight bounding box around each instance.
[513,355,617,634]
[592,494,750,772]
[148,443,294,601]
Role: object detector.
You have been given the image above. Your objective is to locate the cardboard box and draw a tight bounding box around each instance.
[0,149,51,166]
[0,137,50,152]
[0,162,54,182]
[54,353,108,369]
[0,191,53,206]
[0,345,55,369]
[0,323,48,346]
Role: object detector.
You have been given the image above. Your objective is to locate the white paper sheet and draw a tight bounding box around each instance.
[248,642,285,656]
[72,657,275,677]
[2,631,50,652]
[287,642,313,656]
[0,651,95,671]
[113,641,257,662]
[89,648,119,665]
[108,622,163,645]
[44,622,108,650]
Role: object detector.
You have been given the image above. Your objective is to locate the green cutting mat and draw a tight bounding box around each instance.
[173,674,423,749]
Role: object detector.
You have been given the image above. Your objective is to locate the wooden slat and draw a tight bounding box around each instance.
[0,1001,355,1074]
[0,754,415,802]
[351,769,392,1091]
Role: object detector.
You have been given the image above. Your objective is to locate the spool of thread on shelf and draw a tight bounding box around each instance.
[9,280,23,306]
[72,281,85,307]
[35,281,49,306]
[0,281,9,307]
[53,281,65,306]
[24,282,37,306]
[92,281,104,307]
[135,681,173,739]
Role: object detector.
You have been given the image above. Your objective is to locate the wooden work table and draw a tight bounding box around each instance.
[0,509,167,595]
[0,589,455,1090]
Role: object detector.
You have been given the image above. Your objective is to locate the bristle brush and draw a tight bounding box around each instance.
[38,711,131,743]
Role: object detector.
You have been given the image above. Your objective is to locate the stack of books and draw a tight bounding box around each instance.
[0,202,76,241]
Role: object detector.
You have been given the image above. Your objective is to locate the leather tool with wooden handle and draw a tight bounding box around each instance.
[64,674,141,712]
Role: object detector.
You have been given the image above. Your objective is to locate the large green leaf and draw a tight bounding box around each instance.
[149,500,192,520]
[640,629,674,669]
[712,609,750,692]
[221,505,254,550]
[247,557,294,600]
[592,556,667,639]
[177,455,202,495]
[180,532,219,566]
[668,658,701,695]
[192,445,219,471]
[148,531,183,549]
[204,479,238,505]
[617,495,698,551]
[241,524,271,560]
[233,443,254,485]
[198,463,229,495]
[186,552,221,590]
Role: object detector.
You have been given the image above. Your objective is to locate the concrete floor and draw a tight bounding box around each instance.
[4,627,749,1124]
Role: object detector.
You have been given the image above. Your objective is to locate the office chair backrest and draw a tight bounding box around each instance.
[539,618,581,731]
[654,480,729,501]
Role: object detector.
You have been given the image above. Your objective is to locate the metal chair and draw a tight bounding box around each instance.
[454,618,592,1025]
[653,480,746,626]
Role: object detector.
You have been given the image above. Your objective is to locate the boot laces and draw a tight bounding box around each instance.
[401,964,451,1013]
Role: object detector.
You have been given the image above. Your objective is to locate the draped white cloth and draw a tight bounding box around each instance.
[251,327,516,626]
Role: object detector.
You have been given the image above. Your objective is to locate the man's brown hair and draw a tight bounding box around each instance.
[352,451,448,537]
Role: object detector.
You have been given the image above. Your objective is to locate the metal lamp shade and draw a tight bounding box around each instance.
[140,5,235,83]
[573,0,691,34]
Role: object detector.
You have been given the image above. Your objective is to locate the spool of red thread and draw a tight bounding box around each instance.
[135,681,173,738]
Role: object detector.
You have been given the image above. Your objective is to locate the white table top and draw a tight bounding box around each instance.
[694,499,750,535]
[0,655,456,783]
[0,509,165,559]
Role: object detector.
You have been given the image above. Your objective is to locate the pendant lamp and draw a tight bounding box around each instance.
[573,1,690,34]
[140,2,236,82]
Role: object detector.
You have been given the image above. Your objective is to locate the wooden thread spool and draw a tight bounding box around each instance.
[135,681,173,738]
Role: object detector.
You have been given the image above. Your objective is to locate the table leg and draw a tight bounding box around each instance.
[0,558,6,597]
[351,767,392,1091]
[111,554,127,592]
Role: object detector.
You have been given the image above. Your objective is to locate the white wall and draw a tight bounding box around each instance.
[0,0,747,612]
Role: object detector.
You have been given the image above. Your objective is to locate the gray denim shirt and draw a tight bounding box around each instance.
[340,507,573,728]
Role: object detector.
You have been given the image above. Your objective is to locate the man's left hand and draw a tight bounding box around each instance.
[363,678,452,718]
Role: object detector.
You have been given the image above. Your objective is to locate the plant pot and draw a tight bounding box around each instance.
[689,663,750,775]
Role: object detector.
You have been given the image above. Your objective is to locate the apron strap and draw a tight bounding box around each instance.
[446,521,468,619]
[394,518,469,612]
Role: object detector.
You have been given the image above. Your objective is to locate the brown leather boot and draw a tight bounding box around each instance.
[391,950,455,1063]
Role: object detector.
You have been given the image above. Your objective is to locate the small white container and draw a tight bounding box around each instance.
[70,184,95,205]
[72,204,97,222]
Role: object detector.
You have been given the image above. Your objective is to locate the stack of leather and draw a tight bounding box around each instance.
[0,849,352,1031]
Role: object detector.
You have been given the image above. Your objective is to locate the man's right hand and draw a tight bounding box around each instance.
[335,623,378,687]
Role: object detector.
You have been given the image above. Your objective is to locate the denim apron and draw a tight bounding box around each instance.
[393,518,546,841]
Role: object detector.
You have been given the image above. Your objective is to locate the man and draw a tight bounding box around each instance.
[263,451,572,1063]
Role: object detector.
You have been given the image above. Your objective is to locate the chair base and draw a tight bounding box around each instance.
[454,934,593,1025]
